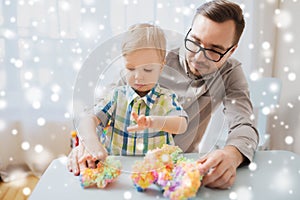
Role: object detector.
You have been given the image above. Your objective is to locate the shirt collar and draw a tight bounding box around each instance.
[126,84,160,110]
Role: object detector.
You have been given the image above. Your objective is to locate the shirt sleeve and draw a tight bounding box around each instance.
[165,92,189,123]
[94,88,117,127]
[223,64,259,163]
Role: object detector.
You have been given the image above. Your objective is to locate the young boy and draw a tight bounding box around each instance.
[76,23,188,164]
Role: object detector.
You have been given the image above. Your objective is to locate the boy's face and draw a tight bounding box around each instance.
[123,49,164,96]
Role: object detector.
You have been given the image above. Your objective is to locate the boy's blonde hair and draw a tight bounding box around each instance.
[122,23,166,61]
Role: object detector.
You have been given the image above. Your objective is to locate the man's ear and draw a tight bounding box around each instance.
[229,44,238,55]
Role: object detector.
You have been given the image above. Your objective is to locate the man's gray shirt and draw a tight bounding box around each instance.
[159,47,259,162]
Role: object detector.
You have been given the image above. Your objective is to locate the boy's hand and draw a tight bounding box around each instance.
[67,142,108,176]
[78,141,108,164]
[127,112,151,132]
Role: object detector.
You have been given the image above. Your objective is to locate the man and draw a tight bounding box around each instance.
[159,0,258,189]
[67,0,258,189]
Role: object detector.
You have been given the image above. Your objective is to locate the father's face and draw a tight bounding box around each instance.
[185,15,237,77]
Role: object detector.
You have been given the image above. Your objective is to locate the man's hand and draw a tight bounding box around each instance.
[67,144,107,176]
[198,146,244,189]
[127,112,151,132]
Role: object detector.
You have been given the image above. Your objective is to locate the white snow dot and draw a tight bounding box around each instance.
[32,101,41,109]
[268,160,272,164]
[21,141,30,150]
[269,83,279,93]
[14,59,23,68]
[99,24,105,30]
[60,31,66,37]
[288,72,296,81]
[10,17,16,23]
[284,33,293,42]
[262,107,271,115]
[274,10,292,28]
[64,112,70,118]
[0,99,7,109]
[37,117,46,126]
[35,144,44,153]
[24,71,33,80]
[90,7,96,13]
[250,72,259,81]
[285,125,289,129]
[283,66,289,72]
[31,21,38,27]
[23,187,31,196]
[265,58,271,63]
[285,136,293,145]
[290,156,295,160]
[248,162,257,171]
[123,191,132,199]
[229,192,237,200]
[287,102,293,108]
[32,35,38,41]
[0,120,6,131]
[51,93,60,102]
[137,143,144,151]
[248,43,254,49]
[262,41,271,50]
[12,129,18,135]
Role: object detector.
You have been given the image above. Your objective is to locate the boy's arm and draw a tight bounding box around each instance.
[77,114,108,162]
[127,112,187,134]
[150,115,187,134]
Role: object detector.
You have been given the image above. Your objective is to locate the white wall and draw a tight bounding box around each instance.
[270,0,300,153]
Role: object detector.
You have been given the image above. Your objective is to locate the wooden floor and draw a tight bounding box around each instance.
[0,175,39,200]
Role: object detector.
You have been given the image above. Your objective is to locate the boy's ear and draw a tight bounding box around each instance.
[160,59,166,72]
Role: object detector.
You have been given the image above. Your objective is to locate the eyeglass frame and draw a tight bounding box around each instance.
[184,28,235,62]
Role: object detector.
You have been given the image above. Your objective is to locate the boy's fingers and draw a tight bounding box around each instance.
[87,160,96,169]
[79,162,87,175]
[70,149,81,175]
[127,125,139,132]
[131,112,139,121]
[137,115,146,124]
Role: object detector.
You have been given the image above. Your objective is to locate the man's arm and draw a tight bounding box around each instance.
[222,63,259,163]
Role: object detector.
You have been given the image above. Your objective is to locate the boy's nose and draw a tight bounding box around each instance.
[134,70,143,80]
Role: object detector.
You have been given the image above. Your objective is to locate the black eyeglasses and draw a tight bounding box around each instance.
[184,28,234,62]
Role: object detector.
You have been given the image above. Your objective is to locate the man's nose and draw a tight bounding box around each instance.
[194,49,206,61]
